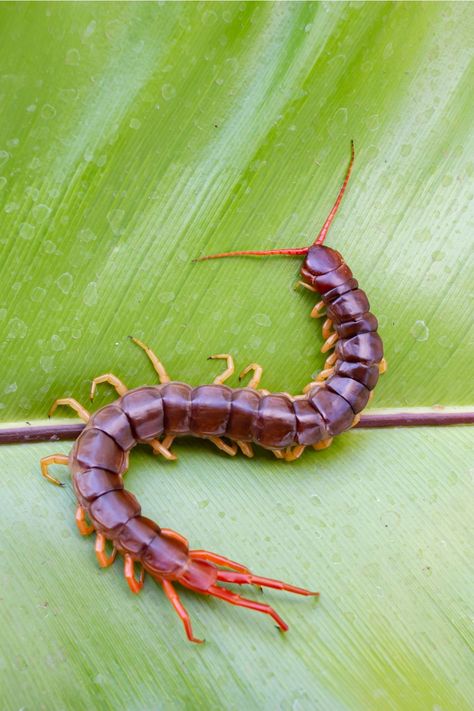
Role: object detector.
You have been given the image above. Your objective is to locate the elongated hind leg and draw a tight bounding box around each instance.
[207,585,290,632]
[162,579,204,643]
[40,454,69,486]
[208,354,234,385]
[90,374,128,401]
[190,549,251,574]
[48,398,90,422]
[130,336,171,384]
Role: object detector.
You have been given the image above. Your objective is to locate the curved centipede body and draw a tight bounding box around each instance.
[41,143,385,643]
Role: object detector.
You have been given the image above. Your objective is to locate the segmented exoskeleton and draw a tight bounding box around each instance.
[41,143,385,642]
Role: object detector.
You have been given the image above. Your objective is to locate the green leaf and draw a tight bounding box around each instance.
[0,2,472,709]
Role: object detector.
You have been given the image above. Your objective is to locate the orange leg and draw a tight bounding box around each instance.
[130,337,171,384]
[313,437,333,451]
[190,549,251,574]
[207,585,289,632]
[162,579,204,644]
[161,528,189,548]
[208,354,234,385]
[239,363,263,389]
[209,436,237,457]
[40,454,69,486]
[215,569,318,597]
[283,445,305,461]
[90,373,127,401]
[310,300,326,318]
[124,554,144,594]
[236,440,254,458]
[322,318,333,340]
[48,398,90,422]
[75,505,94,536]
[95,533,117,568]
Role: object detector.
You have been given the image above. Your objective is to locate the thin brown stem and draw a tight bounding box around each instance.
[0,410,472,444]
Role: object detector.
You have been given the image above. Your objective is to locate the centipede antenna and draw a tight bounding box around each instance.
[314,140,354,246]
[193,247,309,262]
[193,141,355,262]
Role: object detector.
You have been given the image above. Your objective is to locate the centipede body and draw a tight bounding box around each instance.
[41,143,385,643]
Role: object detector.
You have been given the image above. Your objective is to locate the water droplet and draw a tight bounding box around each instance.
[31,286,46,302]
[0,308,6,320]
[7,317,28,339]
[304,23,313,32]
[310,494,322,506]
[83,19,96,38]
[201,10,217,24]
[19,223,35,240]
[161,83,176,101]
[253,313,271,327]
[29,156,41,170]
[129,118,141,130]
[431,250,444,262]
[40,355,55,373]
[41,104,56,120]
[83,282,98,306]
[422,565,432,577]
[410,320,429,341]
[32,203,51,224]
[56,272,73,294]
[4,202,18,213]
[0,150,9,166]
[51,334,66,351]
[4,382,17,394]
[198,499,209,509]
[26,104,37,113]
[158,291,175,304]
[0,176,6,190]
[65,48,80,66]
[107,209,125,236]
[400,144,412,157]
[367,114,380,132]
[78,228,96,243]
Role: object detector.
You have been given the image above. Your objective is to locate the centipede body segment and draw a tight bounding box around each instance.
[41,143,385,642]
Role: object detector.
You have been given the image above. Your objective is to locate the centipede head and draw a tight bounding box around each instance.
[194,141,355,265]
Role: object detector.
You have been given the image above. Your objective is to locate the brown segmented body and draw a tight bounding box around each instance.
[41,143,385,643]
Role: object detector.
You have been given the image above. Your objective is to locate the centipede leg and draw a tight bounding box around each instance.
[207,585,289,632]
[129,337,171,384]
[190,550,251,574]
[40,454,69,486]
[75,505,94,535]
[161,528,189,548]
[48,398,90,422]
[124,554,145,594]
[162,579,204,644]
[147,438,177,461]
[236,440,254,457]
[313,437,333,451]
[239,363,263,389]
[283,445,305,462]
[90,373,128,401]
[95,533,117,568]
[310,300,326,318]
[208,354,234,385]
[379,357,387,374]
[321,332,339,353]
[322,318,333,340]
[209,437,237,456]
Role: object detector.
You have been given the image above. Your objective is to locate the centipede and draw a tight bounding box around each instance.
[41,142,385,643]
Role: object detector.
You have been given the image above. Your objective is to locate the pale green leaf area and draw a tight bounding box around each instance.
[0,2,473,710]
[1,429,473,710]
